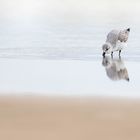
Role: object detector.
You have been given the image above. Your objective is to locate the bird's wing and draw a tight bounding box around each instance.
[106,30,119,47]
[118,31,128,42]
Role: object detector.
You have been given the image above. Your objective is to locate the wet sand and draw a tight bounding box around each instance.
[0,97,140,140]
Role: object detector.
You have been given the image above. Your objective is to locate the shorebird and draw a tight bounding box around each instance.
[102,28,130,57]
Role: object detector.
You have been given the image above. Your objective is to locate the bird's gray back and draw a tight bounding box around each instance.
[118,30,129,42]
[106,30,120,46]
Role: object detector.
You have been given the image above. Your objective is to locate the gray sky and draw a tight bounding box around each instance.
[0,0,140,22]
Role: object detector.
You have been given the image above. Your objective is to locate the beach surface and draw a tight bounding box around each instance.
[0,97,140,140]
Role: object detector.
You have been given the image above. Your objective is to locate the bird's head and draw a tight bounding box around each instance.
[102,43,111,56]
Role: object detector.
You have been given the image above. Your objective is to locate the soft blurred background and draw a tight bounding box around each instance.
[0,0,139,59]
[1,0,140,22]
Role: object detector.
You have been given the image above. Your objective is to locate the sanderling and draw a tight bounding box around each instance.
[102,28,130,57]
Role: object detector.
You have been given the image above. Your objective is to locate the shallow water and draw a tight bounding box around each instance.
[0,0,140,97]
[0,20,140,61]
[0,57,139,98]
[0,21,140,97]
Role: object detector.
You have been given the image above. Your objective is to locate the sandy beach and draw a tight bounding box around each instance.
[0,97,140,140]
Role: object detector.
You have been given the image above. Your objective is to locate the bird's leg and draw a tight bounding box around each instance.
[102,52,106,57]
[119,50,121,57]
[111,52,113,58]
[119,55,121,60]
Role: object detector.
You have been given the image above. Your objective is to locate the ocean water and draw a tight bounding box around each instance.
[0,20,140,61]
[0,0,140,97]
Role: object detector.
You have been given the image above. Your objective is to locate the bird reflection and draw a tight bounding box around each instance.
[102,56,129,81]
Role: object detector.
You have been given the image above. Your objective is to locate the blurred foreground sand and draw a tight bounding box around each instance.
[0,97,140,140]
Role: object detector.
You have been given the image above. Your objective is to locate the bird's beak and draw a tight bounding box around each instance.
[102,52,106,57]
[126,78,130,82]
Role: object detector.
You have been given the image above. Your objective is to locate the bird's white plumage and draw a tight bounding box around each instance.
[102,28,130,56]
[114,41,127,51]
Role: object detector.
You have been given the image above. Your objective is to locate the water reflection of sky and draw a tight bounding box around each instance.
[0,58,139,98]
